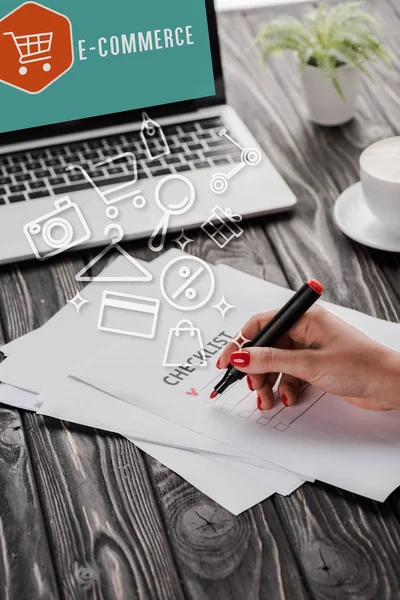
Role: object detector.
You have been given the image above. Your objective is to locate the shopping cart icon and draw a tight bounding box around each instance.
[66,152,147,220]
[4,30,53,76]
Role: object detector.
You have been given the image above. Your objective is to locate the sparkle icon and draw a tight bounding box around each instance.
[230,330,251,350]
[213,295,235,319]
[68,291,89,313]
[172,229,194,252]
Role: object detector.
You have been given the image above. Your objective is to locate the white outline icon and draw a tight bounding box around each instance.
[68,291,89,313]
[148,174,196,252]
[160,255,215,312]
[213,296,235,319]
[66,152,146,219]
[163,320,207,367]
[23,196,91,261]
[172,229,194,252]
[141,112,170,161]
[201,206,243,249]
[210,129,262,195]
[98,291,160,339]
[230,330,252,350]
[75,224,153,283]
[4,30,53,75]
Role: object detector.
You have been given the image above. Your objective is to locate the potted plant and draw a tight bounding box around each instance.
[254,2,391,126]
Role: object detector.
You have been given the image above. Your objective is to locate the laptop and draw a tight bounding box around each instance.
[0,0,296,265]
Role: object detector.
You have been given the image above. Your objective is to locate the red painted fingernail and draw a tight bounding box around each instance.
[282,394,288,407]
[231,350,250,367]
[247,376,254,391]
[216,357,221,369]
[257,395,262,410]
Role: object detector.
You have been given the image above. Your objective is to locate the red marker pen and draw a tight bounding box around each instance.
[211,280,324,398]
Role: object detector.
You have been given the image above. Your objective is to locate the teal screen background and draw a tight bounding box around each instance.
[0,1,216,134]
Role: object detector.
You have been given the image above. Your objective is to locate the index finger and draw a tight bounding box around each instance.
[218,310,278,369]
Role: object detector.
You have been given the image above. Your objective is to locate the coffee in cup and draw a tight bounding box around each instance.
[360,137,400,232]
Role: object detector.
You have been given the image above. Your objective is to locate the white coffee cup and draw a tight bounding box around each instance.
[360,137,400,232]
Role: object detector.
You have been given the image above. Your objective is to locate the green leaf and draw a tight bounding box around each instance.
[254,0,391,93]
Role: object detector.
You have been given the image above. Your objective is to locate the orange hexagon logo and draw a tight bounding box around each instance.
[0,2,73,94]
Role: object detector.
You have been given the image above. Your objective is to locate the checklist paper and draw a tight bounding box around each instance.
[3,249,400,506]
[0,251,305,514]
[65,256,400,502]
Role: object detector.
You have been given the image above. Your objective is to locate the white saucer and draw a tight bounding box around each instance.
[333,182,400,252]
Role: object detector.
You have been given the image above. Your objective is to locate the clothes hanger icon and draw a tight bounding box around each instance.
[75,224,153,283]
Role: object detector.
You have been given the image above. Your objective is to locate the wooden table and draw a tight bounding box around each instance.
[1,1,400,598]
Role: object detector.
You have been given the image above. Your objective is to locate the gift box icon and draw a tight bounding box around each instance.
[201,205,243,249]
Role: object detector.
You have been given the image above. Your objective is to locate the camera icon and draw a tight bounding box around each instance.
[23,196,91,261]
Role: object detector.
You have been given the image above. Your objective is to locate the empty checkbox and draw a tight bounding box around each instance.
[239,410,253,419]
[203,396,216,404]
[274,423,289,432]
[256,417,270,426]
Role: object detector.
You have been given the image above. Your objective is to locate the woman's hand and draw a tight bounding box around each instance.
[217,306,400,411]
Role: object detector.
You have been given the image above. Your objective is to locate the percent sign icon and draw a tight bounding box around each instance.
[172,265,204,301]
[160,256,215,311]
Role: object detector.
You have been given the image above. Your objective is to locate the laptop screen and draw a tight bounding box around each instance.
[0,1,217,136]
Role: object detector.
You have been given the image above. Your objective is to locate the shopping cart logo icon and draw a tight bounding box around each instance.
[0,3,73,94]
[4,30,53,76]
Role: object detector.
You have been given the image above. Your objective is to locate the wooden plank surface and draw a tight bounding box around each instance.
[22,416,185,600]
[1,0,400,598]
[0,259,185,600]
[216,3,400,598]
[145,454,310,600]
[0,324,60,599]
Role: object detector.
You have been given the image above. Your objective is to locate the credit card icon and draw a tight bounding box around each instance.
[97,291,160,339]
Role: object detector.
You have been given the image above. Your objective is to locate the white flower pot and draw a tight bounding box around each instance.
[301,64,359,126]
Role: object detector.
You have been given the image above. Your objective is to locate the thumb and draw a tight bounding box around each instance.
[230,347,315,381]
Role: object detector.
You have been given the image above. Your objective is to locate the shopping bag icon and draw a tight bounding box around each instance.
[163,320,207,367]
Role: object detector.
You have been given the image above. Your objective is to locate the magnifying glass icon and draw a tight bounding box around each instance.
[148,174,196,252]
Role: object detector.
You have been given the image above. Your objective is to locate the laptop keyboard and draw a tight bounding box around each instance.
[0,116,242,206]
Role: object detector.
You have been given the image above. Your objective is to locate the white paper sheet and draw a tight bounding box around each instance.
[0,383,41,411]
[0,380,304,514]
[0,250,305,466]
[0,253,167,392]
[69,257,400,501]
[0,251,304,512]
[0,376,304,515]
[37,378,305,511]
